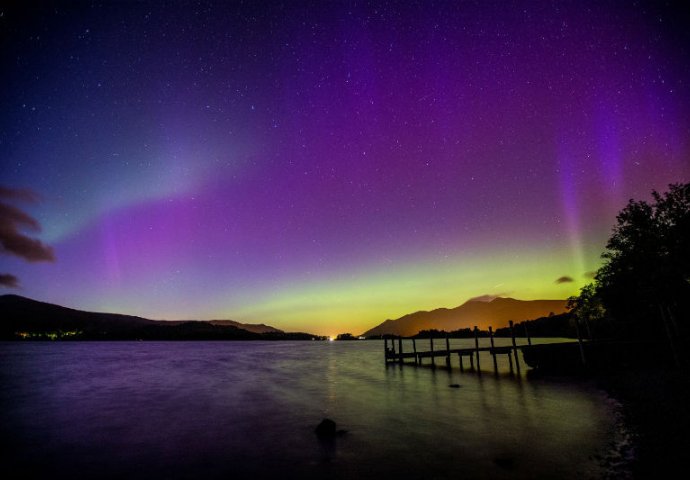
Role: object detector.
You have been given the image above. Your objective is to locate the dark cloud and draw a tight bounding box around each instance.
[0,186,40,203]
[0,187,54,262]
[555,276,574,284]
[0,273,20,288]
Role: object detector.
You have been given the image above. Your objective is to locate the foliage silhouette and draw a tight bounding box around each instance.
[570,183,689,350]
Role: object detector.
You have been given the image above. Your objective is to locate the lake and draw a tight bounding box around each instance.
[0,340,632,479]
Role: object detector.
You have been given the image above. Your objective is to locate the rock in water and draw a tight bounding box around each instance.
[315,418,337,438]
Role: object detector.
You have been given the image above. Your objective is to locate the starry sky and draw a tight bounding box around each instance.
[1,1,689,336]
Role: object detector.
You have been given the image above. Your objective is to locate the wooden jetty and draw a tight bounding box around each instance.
[384,321,582,374]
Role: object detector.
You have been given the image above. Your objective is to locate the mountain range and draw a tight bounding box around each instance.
[0,294,314,340]
[2,294,568,341]
[360,297,568,337]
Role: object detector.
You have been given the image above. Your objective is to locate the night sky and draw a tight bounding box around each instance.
[1,1,689,335]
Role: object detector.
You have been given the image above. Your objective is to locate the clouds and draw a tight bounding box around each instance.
[0,274,20,288]
[555,272,598,285]
[1,186,54,289]
[0,199,55,262]
[0,186,41,203]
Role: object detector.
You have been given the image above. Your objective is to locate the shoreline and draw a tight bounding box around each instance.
[594,368,690,478]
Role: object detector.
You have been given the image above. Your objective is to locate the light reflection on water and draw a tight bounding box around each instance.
[1,340,622,479]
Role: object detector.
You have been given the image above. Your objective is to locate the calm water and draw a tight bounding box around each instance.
[0,340,631,479]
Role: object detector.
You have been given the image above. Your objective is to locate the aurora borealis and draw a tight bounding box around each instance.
[1,1,689,335]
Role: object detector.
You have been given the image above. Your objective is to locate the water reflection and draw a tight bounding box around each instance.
[1,340,618,479]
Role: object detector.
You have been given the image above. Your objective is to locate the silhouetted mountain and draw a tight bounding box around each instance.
[361,297,568,337]
[0,295,314,340]
[208,320,283,334]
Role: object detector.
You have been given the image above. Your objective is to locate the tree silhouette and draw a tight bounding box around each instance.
[567,283,607,338]
[595,183,690,342]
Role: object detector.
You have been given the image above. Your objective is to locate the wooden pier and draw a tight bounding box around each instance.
[383,321,580,374]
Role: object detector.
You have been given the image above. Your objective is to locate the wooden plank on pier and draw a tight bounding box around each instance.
[384,332,589,375]
[416,348,479,358]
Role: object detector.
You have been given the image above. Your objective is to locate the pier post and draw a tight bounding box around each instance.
[524,323,532,346]
[510,320,520,372]
[458,353,464,372]
[412,337,418,365]
[445,334,451,368]
[430,337,435,367]
[384,337,388,363]
[489,326,498,372]
[473,326,481,372]
[398,336,404,364]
